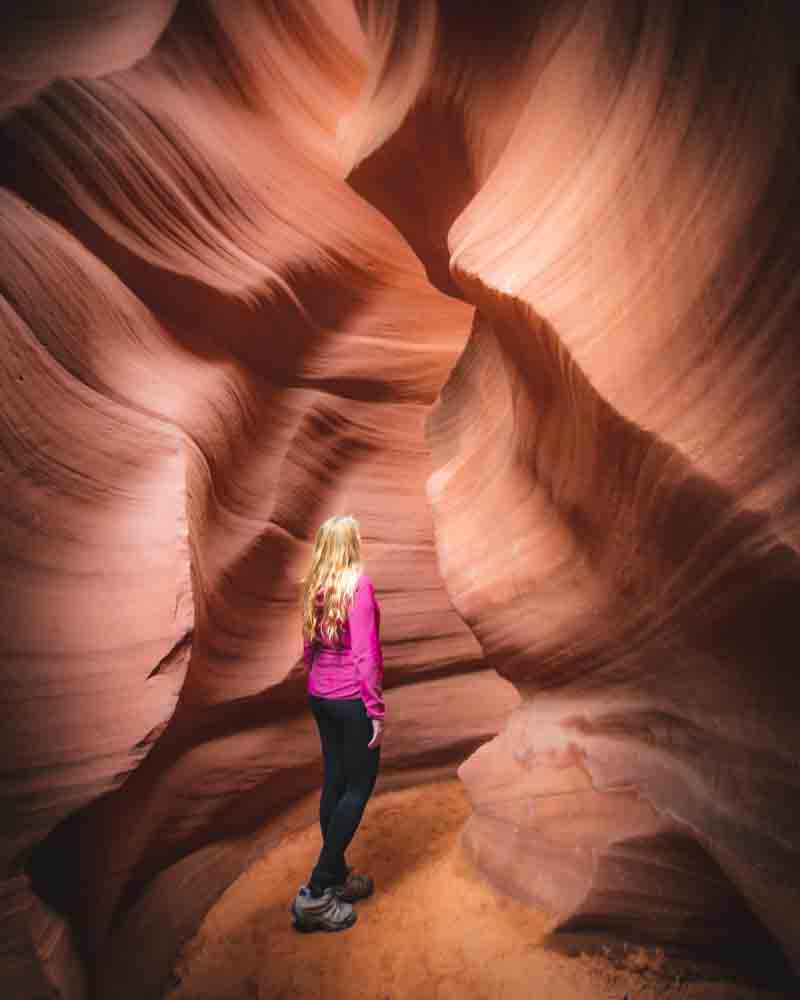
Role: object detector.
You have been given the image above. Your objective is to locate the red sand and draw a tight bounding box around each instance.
[168,781,787,1000]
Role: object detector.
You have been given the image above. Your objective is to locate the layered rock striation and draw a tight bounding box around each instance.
[1,2,799,997]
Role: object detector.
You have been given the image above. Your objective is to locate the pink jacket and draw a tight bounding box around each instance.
[303,574,385,720]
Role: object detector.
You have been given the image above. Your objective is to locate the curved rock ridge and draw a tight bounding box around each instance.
[0,4,513,996]
[0,1,179,117]
[350,0,800,980]
[373,0,799,980]
[0,1,798,998]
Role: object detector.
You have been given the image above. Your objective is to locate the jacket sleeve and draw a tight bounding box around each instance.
[302,636,314,672]
[349,575,385,720]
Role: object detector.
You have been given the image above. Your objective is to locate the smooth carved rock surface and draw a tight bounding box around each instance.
[0,1,799,997]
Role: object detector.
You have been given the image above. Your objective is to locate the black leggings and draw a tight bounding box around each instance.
[308,694,381,894]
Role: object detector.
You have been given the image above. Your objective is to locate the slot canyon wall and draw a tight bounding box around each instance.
[1,1,799,997]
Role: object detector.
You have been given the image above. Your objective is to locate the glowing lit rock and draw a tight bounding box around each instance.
[1,2,799,997]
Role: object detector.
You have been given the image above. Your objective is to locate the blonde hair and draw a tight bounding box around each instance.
[302,516,363,642]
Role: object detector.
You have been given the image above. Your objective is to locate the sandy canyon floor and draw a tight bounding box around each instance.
[167,780,792,1000]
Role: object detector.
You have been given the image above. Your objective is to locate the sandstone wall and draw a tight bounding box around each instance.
[0,2,798,996]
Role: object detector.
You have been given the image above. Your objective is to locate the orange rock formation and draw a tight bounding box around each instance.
[1,3,799,997]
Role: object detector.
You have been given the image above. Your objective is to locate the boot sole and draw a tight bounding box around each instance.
[290,903,357,933]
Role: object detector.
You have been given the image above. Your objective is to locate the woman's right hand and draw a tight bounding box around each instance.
[368,718,384,749]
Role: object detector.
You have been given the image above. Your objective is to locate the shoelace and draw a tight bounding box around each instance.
[327,895,351,919]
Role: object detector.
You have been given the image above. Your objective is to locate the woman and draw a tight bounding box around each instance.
[290,515,385,932]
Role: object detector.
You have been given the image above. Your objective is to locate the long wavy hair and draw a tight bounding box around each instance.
[302,515,363,643]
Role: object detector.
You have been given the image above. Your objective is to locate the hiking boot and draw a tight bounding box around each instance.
[332,866,374,902]
[290,885,357,933]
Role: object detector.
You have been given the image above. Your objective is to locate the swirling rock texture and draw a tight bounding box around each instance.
[1,1,799,998]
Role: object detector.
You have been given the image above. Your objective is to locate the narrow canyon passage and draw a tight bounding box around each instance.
[1,3,800,999]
